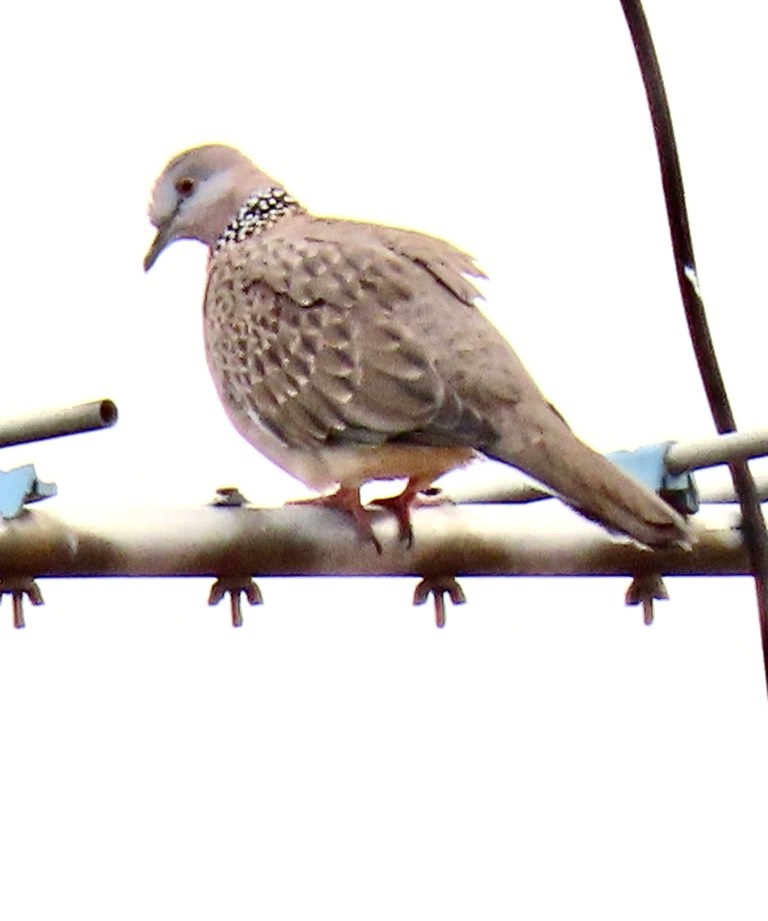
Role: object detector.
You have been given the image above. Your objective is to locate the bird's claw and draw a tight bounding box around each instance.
[371,481,453,548]
[369,493,414,546]
[287,487,383,553]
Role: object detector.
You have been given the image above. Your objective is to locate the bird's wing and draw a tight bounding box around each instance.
[204,214,498,450]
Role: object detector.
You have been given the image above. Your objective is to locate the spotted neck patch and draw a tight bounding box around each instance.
[216,187,301,248]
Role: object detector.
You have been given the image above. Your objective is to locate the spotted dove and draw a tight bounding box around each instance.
[145,144,692,550]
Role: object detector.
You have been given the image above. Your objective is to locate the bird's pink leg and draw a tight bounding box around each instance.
[287,486,382,553]
[370,478,440,547]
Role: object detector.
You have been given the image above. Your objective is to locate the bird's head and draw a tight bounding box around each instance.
[144,144,277,271]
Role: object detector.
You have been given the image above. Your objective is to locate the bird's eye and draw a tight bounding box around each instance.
[175,176,196,197]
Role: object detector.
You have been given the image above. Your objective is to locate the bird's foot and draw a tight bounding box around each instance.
[288,487,382,553]
[370,482,452,547]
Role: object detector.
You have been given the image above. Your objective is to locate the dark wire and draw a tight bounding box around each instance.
[619,0,768,696]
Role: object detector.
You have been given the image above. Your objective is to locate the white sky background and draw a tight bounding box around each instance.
[0,2,767,919]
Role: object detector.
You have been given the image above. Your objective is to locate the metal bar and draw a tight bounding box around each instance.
[0,505,748,579]
[438,465,550,505]
[700,473,768,505]
[665,431,768,475]
[0,400,118,449]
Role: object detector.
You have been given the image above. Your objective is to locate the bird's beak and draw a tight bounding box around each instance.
[143,218,178,272]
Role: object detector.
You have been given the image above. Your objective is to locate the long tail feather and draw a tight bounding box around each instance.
[490,413,693,548]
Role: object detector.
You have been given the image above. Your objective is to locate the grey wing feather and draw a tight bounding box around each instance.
[207,216,496,450]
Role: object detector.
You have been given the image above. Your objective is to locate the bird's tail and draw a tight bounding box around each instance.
[490,410,694,548]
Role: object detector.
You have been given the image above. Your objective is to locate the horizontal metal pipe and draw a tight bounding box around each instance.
[438,466,550,505]
[0,504,749,579]
[665,429,768,474]
[699,472,768,504]
[0,399,118,448]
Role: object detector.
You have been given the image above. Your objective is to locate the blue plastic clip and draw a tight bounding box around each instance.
[608,442,698,515]
[0,465,57,519]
